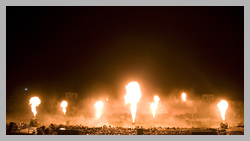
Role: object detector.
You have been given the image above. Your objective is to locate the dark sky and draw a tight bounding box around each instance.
[7,6,244,101]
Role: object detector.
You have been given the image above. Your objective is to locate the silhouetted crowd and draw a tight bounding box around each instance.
[7,122,244,135]
[36,124,191,135]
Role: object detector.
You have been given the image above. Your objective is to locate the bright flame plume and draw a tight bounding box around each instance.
[124,82,141,123]
[217,100,228,122]
[61,101,68,115]
[95,101,103,119]
[151,95,160,119]
[182,93,186,101]
[29,97,41,117]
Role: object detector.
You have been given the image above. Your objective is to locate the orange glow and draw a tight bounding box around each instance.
[124,82,141,123]
[95,101,103,119]
[217,100,229,122]
[61,101,68,115]
[151,95,160,119]
[182,93,186,101]
[29,97,41,117]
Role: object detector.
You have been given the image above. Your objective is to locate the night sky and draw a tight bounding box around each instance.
[7,6,244,101]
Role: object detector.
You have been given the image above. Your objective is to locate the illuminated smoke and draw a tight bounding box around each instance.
[182,93,186,101]
[151,95,160,119]
[217,100,229,122]
[61,101,68,115]
[124,82,142,123]
[29,97,41,117]
[95,101,103,119]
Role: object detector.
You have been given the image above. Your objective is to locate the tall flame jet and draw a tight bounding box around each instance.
[151,95,160,119]
[95,101,103,119]
[124,82,141,123]
[61,101,68,115]
[182,93,186,101]
[217,100,229,122]
[29,97,41,117]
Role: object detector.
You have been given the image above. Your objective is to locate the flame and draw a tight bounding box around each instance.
[29,97,41,117]
[151,103,157,118]
[124,82,141,123]
[151,95,160,119]
[61,101,68,115]
[95,101,103,119]
[217,100,229,122]
[154,95,160,104]
[182,93,186,101]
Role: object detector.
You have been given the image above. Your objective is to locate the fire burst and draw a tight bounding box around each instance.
[182,93,186,101]
[124,82,141,123]
[151,95,160,119]
[217,100,228,122]
[61,101,68,115]
[95,101,103,119]
[29,97,41,117]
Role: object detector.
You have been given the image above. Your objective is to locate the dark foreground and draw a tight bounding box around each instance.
[6,123,244,135]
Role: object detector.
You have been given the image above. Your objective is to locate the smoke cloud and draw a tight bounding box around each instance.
[6,88,244,128]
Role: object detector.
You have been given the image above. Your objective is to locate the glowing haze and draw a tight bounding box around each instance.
[29,97,41,117]
[151,95,160,119]
[61,101,68,115]
[124,82,142,123]
[217,100,229,122]
[95,101,103,119]
[182,93,186,101]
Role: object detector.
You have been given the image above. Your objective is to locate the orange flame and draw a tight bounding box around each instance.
[182,93,186,101]
[29,97,41,117]
[151,95,160,119]
[61,101,68,115]
[124,82,141,123]
[217,100,228,122]
[95,101,103,119]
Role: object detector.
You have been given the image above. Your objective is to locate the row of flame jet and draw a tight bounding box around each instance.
[29,82,229,123]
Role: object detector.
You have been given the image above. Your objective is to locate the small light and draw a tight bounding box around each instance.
[59,127,65,130]
[25,88,28,91]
